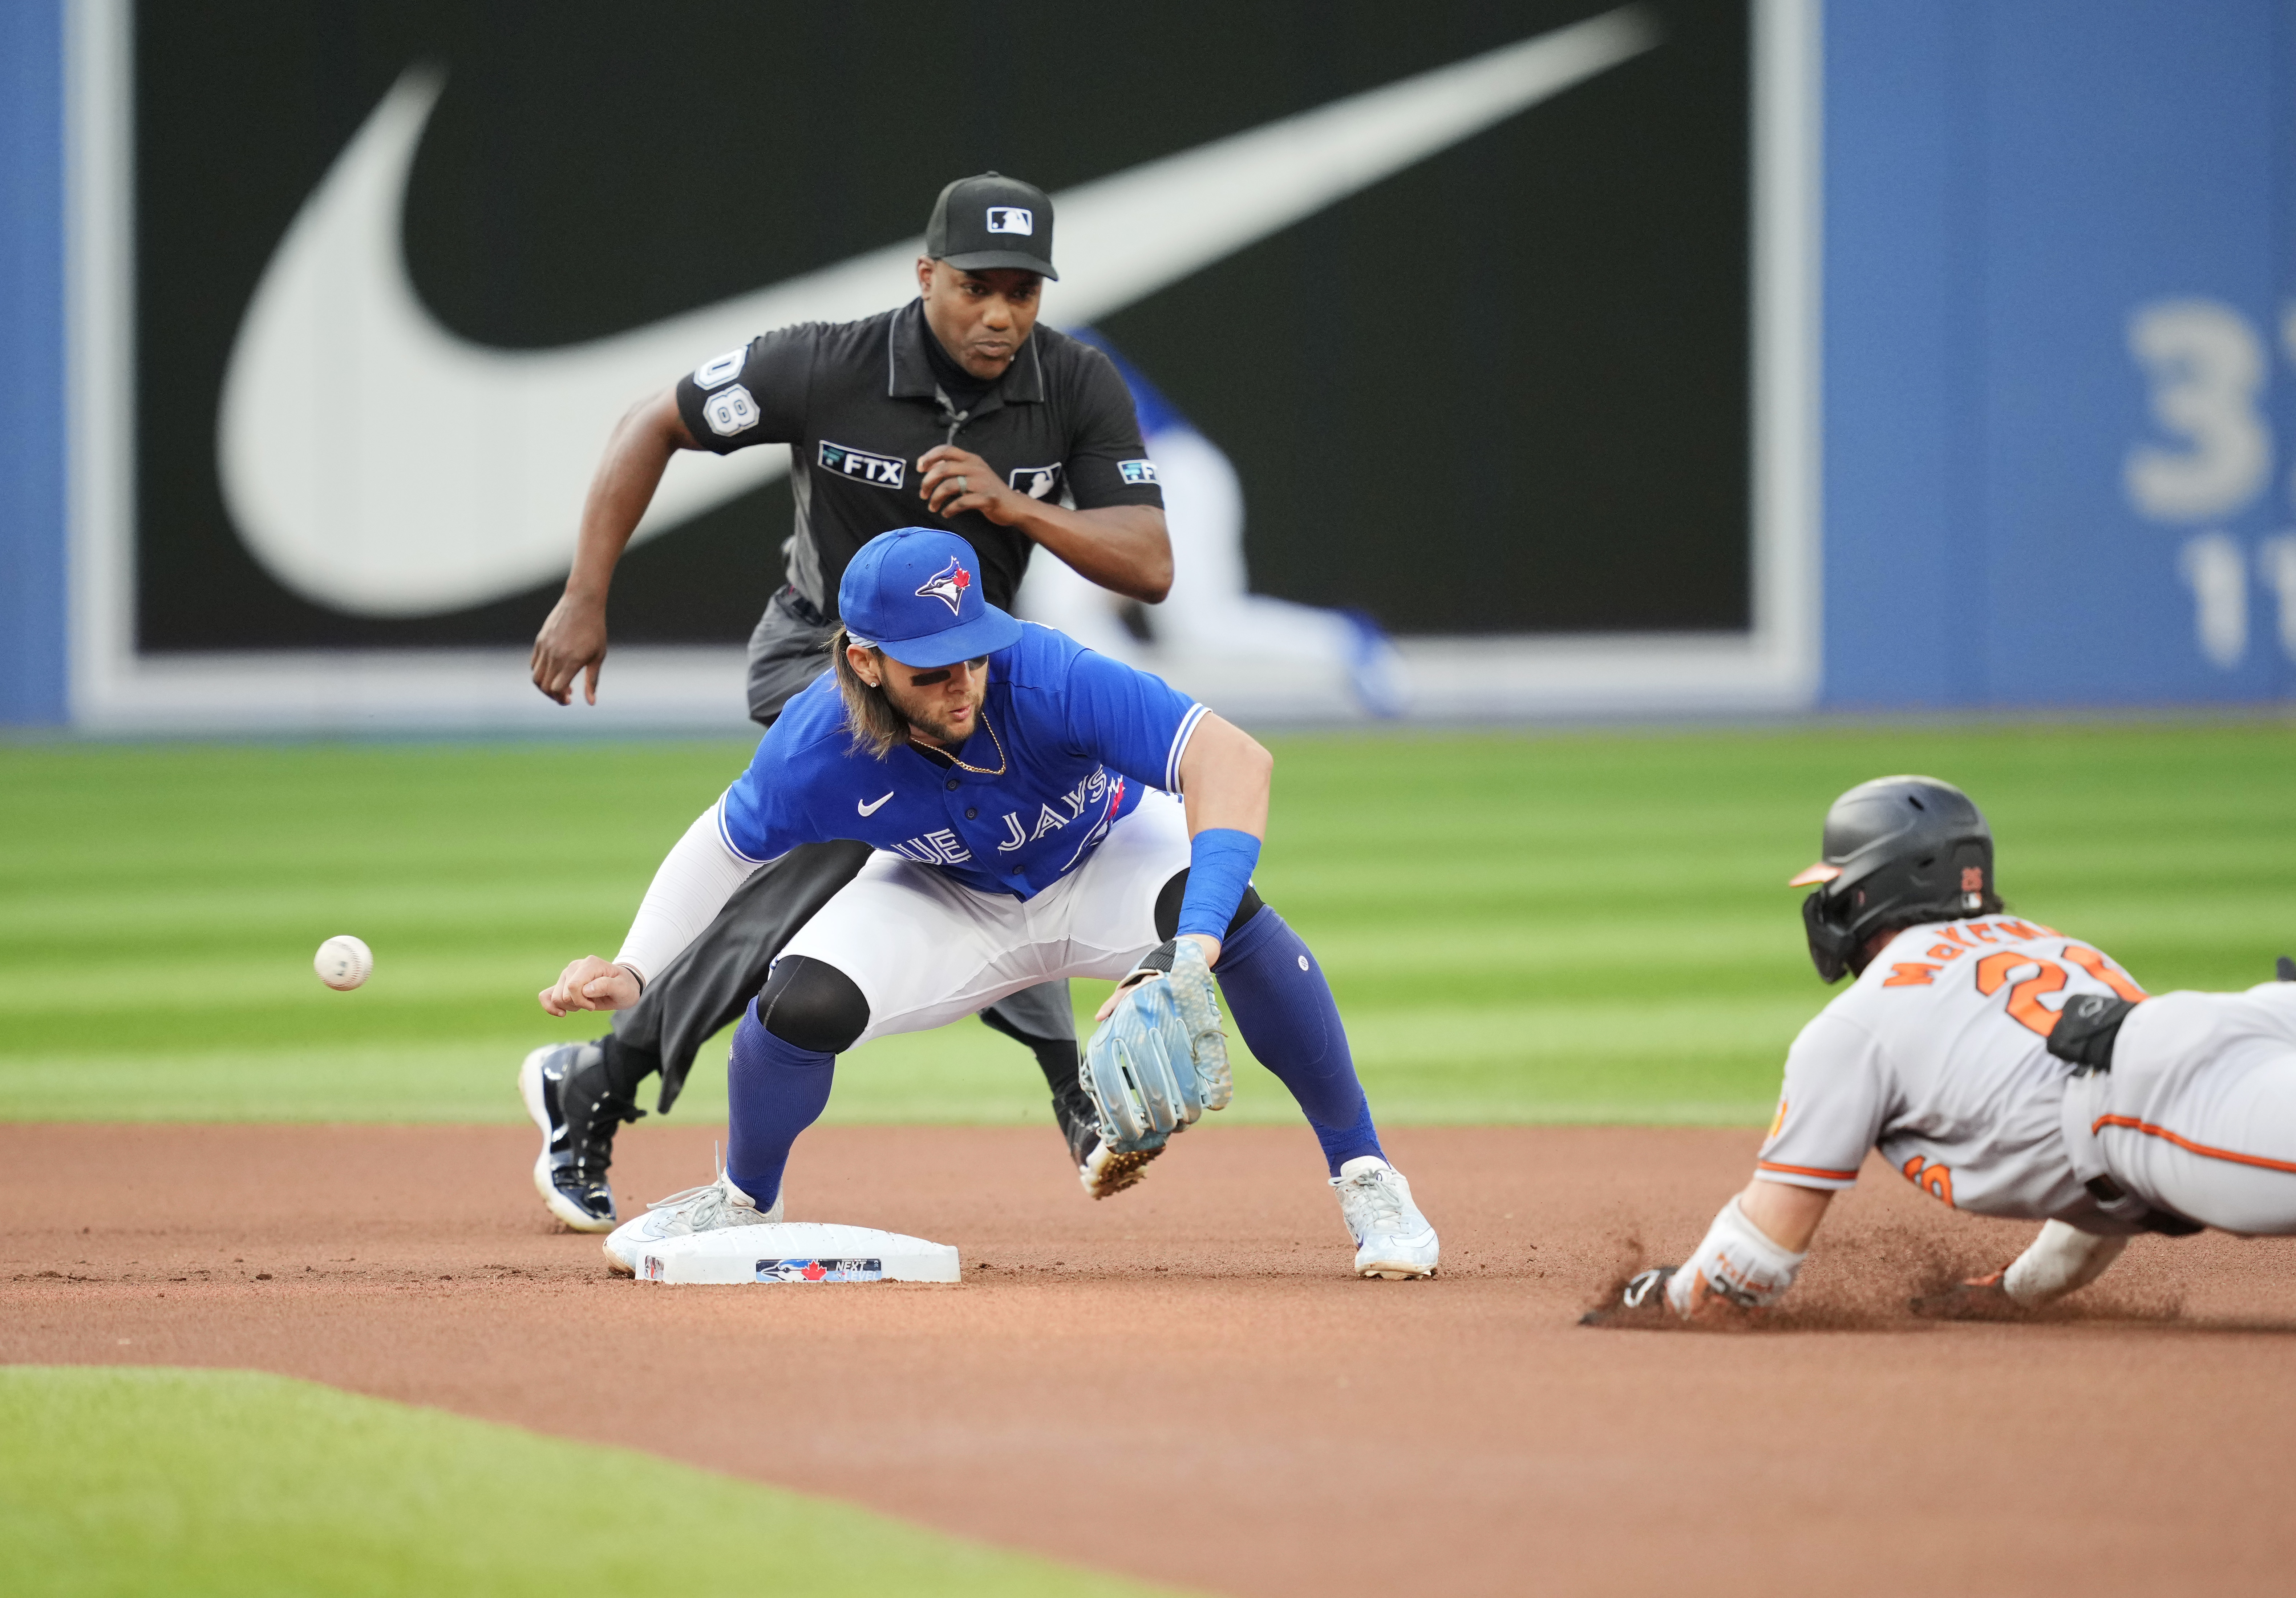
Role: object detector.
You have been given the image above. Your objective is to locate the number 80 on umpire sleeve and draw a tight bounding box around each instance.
[702,383,761,438]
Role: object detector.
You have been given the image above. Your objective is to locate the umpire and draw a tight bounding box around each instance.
[523,172,1172,1231]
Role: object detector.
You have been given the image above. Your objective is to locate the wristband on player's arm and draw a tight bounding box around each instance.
[1176,828,1262,942]
[1666,1195,1808,1316]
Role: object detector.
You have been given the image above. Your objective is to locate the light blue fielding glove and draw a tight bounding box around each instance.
[1081,938,1234,1152]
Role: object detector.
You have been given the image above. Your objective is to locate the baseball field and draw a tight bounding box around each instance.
[6,721,2294,1595]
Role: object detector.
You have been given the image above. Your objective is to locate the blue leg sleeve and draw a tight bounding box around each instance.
[1212,907,1384,1175]
[724,997,835,1206]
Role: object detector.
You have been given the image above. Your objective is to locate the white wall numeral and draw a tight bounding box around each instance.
[2259,535,2296,663]
[2125,300,2272,524]
[2178,531,2248,669]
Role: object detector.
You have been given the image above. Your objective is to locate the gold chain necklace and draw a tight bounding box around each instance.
[922,709,1008,776]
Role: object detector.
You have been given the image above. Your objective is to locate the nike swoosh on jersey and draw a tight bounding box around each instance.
[857,791,895,816]
[216,7,1657,617]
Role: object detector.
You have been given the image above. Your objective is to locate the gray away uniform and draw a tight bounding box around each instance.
[1759,916,2296,1236]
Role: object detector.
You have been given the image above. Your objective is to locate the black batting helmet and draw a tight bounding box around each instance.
[1793,776,1999,983]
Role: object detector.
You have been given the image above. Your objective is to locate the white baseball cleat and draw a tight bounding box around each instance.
[1332,1156,1439,1279]
[602,1169,783,1277]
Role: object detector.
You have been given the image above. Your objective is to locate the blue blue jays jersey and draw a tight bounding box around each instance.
[716,623,1207,899]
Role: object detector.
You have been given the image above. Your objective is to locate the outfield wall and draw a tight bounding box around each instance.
[0,0,67,726]
[1825,0,2296,707]
[4,2,2293,728]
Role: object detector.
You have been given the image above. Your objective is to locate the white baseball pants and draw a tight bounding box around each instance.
[776,790,1191,1046]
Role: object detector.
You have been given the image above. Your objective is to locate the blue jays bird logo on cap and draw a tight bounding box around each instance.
[916,556,973,616]
[841,527,1019,668]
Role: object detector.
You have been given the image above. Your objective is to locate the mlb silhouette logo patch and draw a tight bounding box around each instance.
[986,206,1034,235]
[915,556,973,616]
[1008,463,1063,500]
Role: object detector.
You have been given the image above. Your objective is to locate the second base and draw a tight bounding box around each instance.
[633,1222,960,1284]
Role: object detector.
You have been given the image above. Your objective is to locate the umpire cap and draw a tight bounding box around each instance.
[926,173,1058,280]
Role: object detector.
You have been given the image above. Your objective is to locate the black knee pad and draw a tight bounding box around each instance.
[756,956,870,1054]
[1153,870,1267,944]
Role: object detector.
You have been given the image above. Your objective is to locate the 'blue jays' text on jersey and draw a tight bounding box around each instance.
[716,623,1207,899]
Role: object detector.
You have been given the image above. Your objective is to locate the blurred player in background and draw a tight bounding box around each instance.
[521,174,1172,1232]
[540,528,1440,1280]
[1595,775,2296,1323]
[1017,329,1409,718]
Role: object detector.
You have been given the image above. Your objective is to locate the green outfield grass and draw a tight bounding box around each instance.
[0,1366,1176,1598]
[1,723,2288,1127]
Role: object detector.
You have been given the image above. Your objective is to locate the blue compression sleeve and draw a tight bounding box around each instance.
[1213,907,1384,1174]
[724,998,835,1207]
[1177,828,1261,940]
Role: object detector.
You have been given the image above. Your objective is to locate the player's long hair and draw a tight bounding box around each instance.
[831,630,909,760]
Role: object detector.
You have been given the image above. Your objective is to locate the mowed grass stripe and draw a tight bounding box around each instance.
[0,724,2287,1125]
[0,1366,1182,1598]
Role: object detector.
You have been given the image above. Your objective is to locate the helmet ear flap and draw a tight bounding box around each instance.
[1802,890,1855,984]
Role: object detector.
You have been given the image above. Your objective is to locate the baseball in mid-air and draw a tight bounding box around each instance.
[314,935,373,991]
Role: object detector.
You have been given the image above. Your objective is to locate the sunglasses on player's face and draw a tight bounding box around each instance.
[903,656,990,687]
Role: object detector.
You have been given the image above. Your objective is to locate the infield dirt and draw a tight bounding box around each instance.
[8,1121,2295,1597]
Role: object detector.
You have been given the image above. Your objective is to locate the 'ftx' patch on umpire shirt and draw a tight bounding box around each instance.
[675,300,1163,617]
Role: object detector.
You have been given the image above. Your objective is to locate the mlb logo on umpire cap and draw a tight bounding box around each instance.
[925,173,1058,280]
[839,528,1022,668]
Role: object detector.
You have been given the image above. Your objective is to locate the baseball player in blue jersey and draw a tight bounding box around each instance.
[539,527,1440,1279]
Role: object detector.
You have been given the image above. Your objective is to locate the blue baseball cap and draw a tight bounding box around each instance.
[838,528,1022,667]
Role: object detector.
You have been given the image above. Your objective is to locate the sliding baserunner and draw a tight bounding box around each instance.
[1592,775,2296,1324]
[539,527,1439,1280]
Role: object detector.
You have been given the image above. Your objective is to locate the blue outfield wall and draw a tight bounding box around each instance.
[1,0,67,726]
[1824,0,2296,707]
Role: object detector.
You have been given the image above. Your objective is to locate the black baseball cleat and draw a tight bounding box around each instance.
[2276,955,2294,982]
[1054,1078,1164,1200]
[518,1041,645,1232]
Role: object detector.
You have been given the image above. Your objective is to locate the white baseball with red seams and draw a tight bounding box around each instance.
[313,935,373,991]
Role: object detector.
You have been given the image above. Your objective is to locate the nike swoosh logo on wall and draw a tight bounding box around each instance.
[215,7,1658,618]
[858,791,895,816]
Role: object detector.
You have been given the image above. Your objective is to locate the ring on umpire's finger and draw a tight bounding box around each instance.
[955,475,968,495]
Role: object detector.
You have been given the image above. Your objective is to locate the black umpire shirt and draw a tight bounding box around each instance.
[674,299,1165,618]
